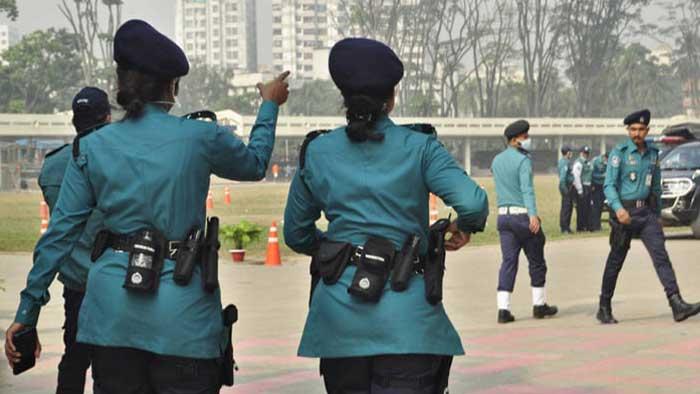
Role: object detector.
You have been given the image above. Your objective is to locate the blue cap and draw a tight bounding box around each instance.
[623,109,651,126]
[72,87,111,132]
[114,20,189,78]
[504,120,530,140]
[561,145,571,155]
[329,38,404,98]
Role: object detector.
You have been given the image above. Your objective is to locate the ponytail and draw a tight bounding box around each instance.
[116,67,173,120]
[344,95,386,143]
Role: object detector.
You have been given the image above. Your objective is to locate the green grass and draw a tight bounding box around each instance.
[0,176,626,261]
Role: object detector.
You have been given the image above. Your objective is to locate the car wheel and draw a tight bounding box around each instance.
[692,214,700,239]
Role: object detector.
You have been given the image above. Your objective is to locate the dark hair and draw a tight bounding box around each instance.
[116,67,173,120]
[343,94,387,143]
[72,113,109,134]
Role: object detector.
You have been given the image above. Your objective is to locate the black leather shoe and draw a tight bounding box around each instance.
[533,304,558,319]
[669,293,700,322]
[596,305,618,324]
[498,309,515,324]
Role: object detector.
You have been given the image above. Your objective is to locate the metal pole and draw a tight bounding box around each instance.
[464,138,472,175]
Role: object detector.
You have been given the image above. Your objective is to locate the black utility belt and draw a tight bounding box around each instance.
[312,221,451,306]
[622,199,648,209]
[92,230,182,260]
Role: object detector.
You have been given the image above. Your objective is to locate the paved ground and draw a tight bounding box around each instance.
[1,232,699,394]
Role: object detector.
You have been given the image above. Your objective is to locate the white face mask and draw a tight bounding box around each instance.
[519,138,532,151]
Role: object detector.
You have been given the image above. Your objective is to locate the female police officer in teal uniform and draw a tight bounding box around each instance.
[5,20,289,393]
[284,38,489,393]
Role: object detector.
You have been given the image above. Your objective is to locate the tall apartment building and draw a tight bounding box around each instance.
[0,24,19,56]
[175,0,257,72]
[271,0,343,80]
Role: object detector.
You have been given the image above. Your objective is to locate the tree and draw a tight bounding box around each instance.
[0,29,82,113]
[560,0,648,116]
[59,0,123,86]
[515,0,563,117]
[469,0,516,117]
[177,64,236,113]
[0,0,17,20]
[286,80,342,116]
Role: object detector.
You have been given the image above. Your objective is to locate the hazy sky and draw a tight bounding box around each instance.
[2,0,671,68]
[3,0,274,66]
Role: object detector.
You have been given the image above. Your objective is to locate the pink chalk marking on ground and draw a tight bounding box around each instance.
[452,356,546,375]
[539,356,700,389]
[467,350,562,361]
[221,370,318,394]
[236,354,315,369]
[640,338,700,356]
[470,384,612,394]
[235,337,300,351]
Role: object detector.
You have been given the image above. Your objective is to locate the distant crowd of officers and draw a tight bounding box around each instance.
[558,145,609,233]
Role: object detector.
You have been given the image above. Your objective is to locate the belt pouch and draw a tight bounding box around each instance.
[314,240,353,285]
[348,237,395,303]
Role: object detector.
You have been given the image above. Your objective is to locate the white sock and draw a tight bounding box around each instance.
[532,287,546,306]
[497,291,511,310]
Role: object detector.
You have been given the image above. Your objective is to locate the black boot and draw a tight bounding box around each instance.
[533,304,558,319]
[597,297,618,324]
[498,309,515,324]
[669,293,700,322]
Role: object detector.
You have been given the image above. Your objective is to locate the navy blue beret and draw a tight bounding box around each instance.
[504,120,530,140]
[561,145,571,155]
[329,38,404,98]
[114,20,189,79]
[623,109,651,126]
[72,87,111,132]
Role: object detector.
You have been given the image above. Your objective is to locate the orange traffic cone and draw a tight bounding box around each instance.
[224,186,232,205]
[39,200,49,234]
[429,194,439,225]
[206,190,214,210]
[265,221,281,266]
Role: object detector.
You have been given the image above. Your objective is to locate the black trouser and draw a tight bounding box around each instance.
[559,186,576,232]
[320,354,452,394]
[91,346,221,394]
[576,185,592,232]
[57,287,91,394]
[497,214,547,292]
[590,184,605,231]
[600,207,680,302]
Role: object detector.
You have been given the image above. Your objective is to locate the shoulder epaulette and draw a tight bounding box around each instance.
[182,110,217,122]
[400,123,437,136]
[45,144,69,159]
[299,129,330,170]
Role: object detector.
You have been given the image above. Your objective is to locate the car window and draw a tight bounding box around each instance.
[661,146,700,170]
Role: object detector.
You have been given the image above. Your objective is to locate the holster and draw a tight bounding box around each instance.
[608,218,631,251]
[424,218,450,305]
[348,237,396,303]
[173,227,203,286]
[220,304,238,387]
[201,217,221,293]
[91,230,110,262]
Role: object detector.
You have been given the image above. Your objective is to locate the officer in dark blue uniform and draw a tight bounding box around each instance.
[491,120,558,323]
[558,146,575,233]
[284,37,489,394]
[5,20,290,393]
[597,109,700,324]
[36,87,111,394]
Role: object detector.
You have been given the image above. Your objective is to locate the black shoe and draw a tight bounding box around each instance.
[561,229,572,234]
[498,309,515,324]
[597,297,618,324]
[669,293,700,322]
[533,304,558,319]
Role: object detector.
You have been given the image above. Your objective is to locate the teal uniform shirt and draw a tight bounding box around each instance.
[16,101,279,358]
[491,147,537,216]
[284,116,489,358]
[604,138,661,214]
[591,155,607,185]
[558,157,573,193]
[38,142,105,292]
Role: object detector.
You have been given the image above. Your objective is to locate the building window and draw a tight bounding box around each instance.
[273,53,283,59]
[303,53,312,59]
[273,40,282,47]
[304,65,313,71]
[226,15,237,23]
[226,27,238,35]
[186,32,194,39]
[273,28,282,35]
[225,39,238,47]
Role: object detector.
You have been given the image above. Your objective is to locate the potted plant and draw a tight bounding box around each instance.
[220,221,264,262]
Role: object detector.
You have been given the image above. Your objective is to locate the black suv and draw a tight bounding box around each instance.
[659,141,700,238]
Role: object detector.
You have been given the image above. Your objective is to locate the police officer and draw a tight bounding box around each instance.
[590,152,608,232]
[491,120,558,324]
[558,146,575,233]
[597,109,700,324]
[284,37,489,393]
[5,20,290,393]
[572,146,593,231]
[35,87,111,394]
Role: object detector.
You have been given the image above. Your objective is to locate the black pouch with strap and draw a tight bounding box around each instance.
[220,304,238,387]
[315,241,354,285]
[348,236,396,303]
